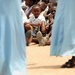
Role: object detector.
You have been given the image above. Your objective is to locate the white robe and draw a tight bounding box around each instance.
[0,0,26,75]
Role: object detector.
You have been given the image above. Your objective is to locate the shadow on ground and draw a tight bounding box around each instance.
[27,65,61,69]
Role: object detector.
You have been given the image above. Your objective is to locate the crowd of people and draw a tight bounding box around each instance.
[21,0,57,46]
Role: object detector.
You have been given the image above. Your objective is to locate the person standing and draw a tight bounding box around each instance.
[50,0,75,68]
[0,0,26,75]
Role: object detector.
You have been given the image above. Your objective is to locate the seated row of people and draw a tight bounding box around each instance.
[21,0,57,46]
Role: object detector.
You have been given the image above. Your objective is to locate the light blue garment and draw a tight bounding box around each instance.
[0,0,26,75]
[50,0,75,56]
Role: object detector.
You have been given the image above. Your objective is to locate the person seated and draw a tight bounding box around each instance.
[21,8,33,46]
[25,0,38,19]
[51,6,56,19]
[37,1,47,15]
[43,2,53,20]
[25,4,46,44]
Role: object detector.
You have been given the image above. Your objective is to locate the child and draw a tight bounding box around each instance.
[21,8,32,46]
[25,4,46,44]
[45,13,54,37]
[37,1,47,15]
[29,4,47,45]
[43,2,53,20]
[25,0,38,18]
[29,4,46,36]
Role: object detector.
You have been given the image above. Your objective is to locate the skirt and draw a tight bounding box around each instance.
[0,0,26,75]
[50,0,75,56]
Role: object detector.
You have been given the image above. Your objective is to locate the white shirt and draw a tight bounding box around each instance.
[21,9,29,24]
[29,14,46,25]
[21,1,27,7]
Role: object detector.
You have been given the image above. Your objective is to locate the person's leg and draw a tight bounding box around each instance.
[24,23,33,31]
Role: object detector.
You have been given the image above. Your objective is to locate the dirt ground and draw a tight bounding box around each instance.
[26,43,75,75]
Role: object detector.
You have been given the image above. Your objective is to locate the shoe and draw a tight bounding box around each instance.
[26,30,32,46]
[61,59,75,68]
[36,31,47,46]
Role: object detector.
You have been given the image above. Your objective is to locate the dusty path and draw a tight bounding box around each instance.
[26,43,75,75]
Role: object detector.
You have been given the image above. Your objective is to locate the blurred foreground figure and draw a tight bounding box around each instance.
[0,0,26,75]
[50,0,75,68]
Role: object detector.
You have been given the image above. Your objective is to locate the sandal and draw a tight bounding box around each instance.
[61,59,75,68]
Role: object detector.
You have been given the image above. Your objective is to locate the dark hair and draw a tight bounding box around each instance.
[37,2,47,11]
[42,0,49,4]
[31,0,40,4]
[32,4,41,10]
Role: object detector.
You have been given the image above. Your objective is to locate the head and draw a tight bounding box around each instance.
[22,0,25,2]
[35,0,40,3]
[25,0,37,7]
[37,2,47,11]
[48,3,53,8]
[52,2,57,7]
[42,0,49,4]
[32,5,41,18]
[51,7,56,18]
